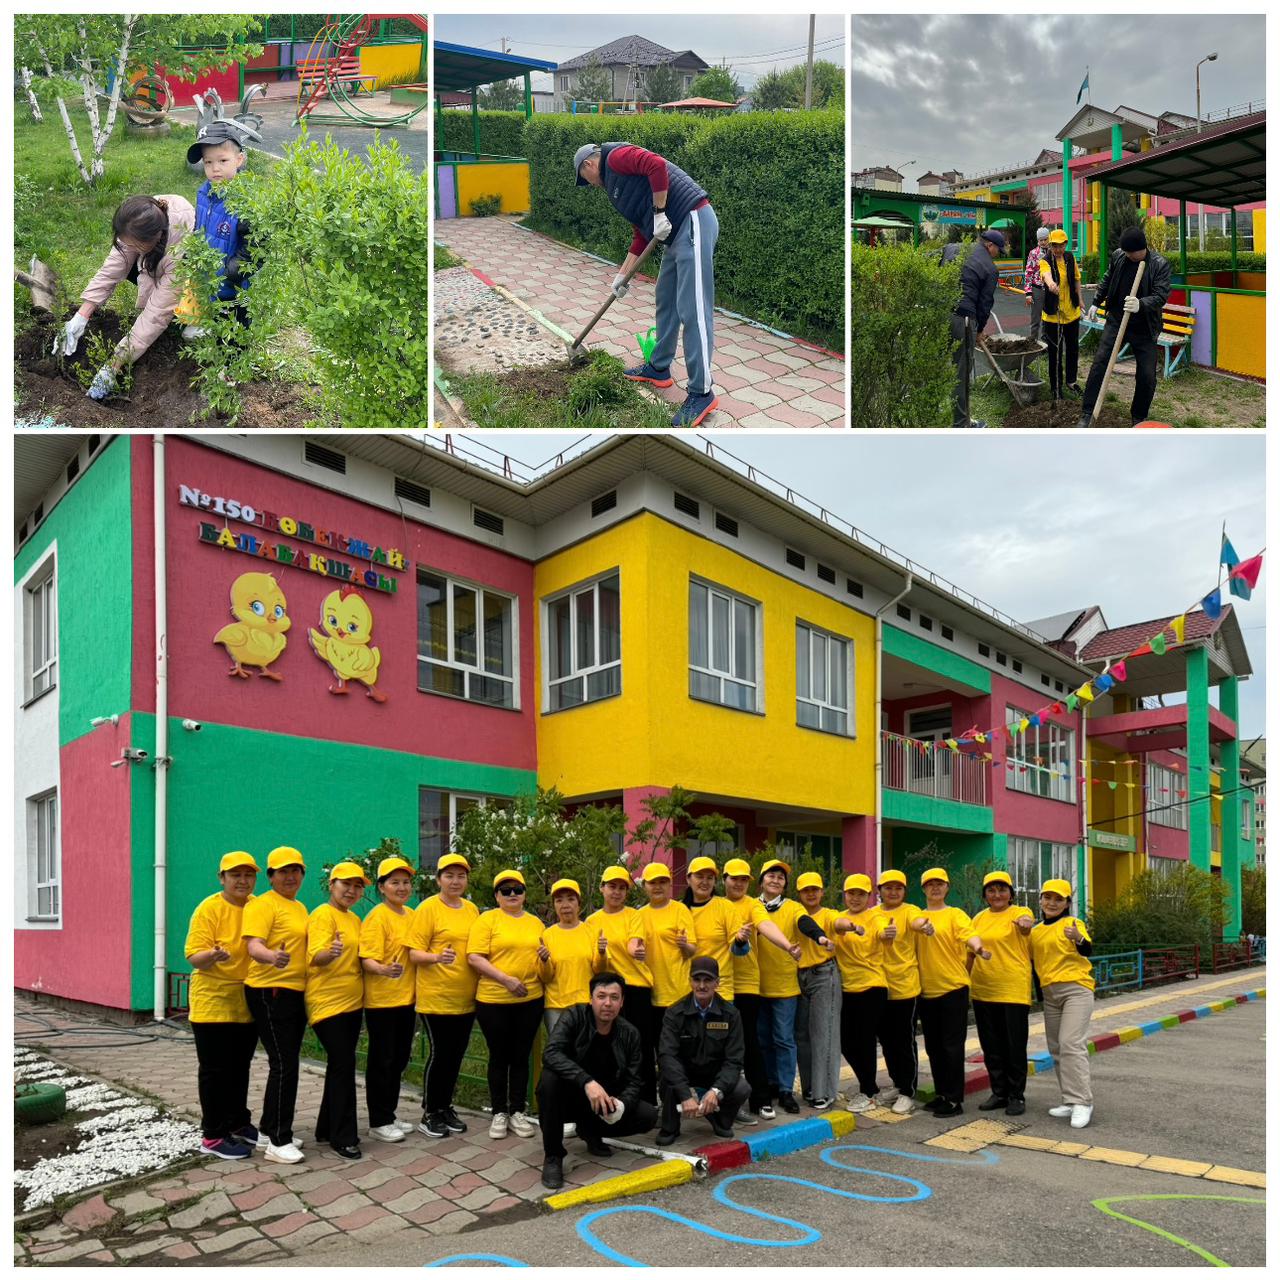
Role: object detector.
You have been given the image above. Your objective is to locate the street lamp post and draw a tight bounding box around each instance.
[1195,53,1218,250]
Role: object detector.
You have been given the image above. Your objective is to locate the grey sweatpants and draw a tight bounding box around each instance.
[796,960,842,1102]
[1028,285,1045,344]
[1041,981,1094,1105]
[651,203,719,395]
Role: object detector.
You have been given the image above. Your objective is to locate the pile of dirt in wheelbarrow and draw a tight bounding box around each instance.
[15,311,313,428]
[985,336,1042,355]
[1003,400,1136,428]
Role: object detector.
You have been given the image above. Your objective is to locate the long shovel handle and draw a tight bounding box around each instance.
[569,236,660,352]
[1090,259,1146,424]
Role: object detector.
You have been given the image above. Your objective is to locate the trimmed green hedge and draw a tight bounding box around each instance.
[438,109,527,158]
[521,111,845,348]
[1081,250,1265,281]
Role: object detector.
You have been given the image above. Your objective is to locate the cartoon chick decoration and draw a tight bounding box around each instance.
[214,572,290,680]
[309,586,387,702]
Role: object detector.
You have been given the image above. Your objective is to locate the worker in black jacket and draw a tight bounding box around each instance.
[656,955,749,1144]
[949,229,1005,428]
[536,971,659,1189]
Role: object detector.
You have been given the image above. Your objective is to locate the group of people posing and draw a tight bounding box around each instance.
[186,850,1099,1185]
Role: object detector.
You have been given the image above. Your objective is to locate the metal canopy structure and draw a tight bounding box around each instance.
[432,41,556,94]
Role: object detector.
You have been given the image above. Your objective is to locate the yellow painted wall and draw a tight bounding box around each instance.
[954,186,992,203]
[456,162,532,216]
[1217,292,1265,379]
[534,513,877,817]
[359,42,423,86]
[1253,209,1265,253]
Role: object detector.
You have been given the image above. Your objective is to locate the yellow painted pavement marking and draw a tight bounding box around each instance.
[1079,1146,1149,1167]
[1203,1166,1267,1189]
[545,1158,693,1211]
[1140,1155,1214,1177]
[924,1118,1022,1152]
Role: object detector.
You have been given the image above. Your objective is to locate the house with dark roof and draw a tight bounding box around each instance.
[553,35,708,111]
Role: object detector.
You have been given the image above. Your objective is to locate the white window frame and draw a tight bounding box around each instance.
[28,789,60,923]
[795,620,855,737]
[417,568,519,710]
[1148,761,1189,830]
[1007,836,1074,908]
[418,788,512,867]
[684,823,746,863]
[542,569,622,712]
[688,577,763,714]
[24,556,57,704]
[1147,853,1180,878]
[1006,705,1075,803]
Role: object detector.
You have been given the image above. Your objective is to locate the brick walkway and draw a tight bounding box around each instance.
[434,216,846,427]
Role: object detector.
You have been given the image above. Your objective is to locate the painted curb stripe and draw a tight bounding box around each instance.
[824,1110,858,1139]
[545,1158,692,1211]
[741,1116,833,1159]
[692,1140,751,1173]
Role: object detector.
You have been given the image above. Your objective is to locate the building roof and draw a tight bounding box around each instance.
[656,96,736,110]
[556,34,707,72]
[432,42,557,93]
[1025,608,1092,643]
[856,166,903,180]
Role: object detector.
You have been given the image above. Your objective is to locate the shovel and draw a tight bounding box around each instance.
[566,236,659,366]
[1090,259,1147,425]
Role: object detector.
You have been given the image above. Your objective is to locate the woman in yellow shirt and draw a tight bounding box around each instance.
[683,857,740,1000]
[185,850,260,1160]
[242,846,311,1164]
[868,869,924,1115]
[754,859,807,1115]
[466,869,544,1141]
[407,853,479,1139]
[970,870,1036,1117]
[306,861,369,1160]
[538,878,598,1034]
[359,856,417,1144]
[1029,877,1096,1129]
[794,872,853,1110]
[834,874,888,1114]
[1039,227,1083,399]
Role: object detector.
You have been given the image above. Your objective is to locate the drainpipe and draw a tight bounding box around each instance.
[874,573,914,876]
[153,435,170,1022]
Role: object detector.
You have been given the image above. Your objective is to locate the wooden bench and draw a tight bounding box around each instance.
[1080,299,1196,377]
[297,55,379,97]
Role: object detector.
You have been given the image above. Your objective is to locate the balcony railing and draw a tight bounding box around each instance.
[882,730,988,807]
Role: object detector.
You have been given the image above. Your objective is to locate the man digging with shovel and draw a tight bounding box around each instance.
[574,142,720,427]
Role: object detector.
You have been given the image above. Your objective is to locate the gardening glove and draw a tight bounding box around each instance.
[54,313,88,357]
[651,209,672,243]
[1122,294,1140,315]
[1086,305,1099,324]
[610,272,630,300]
[86,365,117,401]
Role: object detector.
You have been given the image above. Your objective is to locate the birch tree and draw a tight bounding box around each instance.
[19,67,43,122]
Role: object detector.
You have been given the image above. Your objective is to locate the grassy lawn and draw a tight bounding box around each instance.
[434,240,463,272]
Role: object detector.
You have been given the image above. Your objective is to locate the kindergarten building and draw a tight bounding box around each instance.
[14,434,1260,1016]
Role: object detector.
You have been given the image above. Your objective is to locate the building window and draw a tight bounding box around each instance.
[776,831,844,886]
[560,75,569,91]
[25,559,57,702]
[28,790,60,921]
[417,570,516,709]
[1007,836,1073,908]
[684,823,746,864]
[1006,705,1075,802]
[1148,762,1189,830]
[419,788,512,868]
[545,571,621,711]
[1147,854,1180,878]
[796,621,854,736]
[689,578,760,712]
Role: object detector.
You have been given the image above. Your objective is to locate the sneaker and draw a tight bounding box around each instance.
[846,1093,874,1114]
[392,1119,416,1135]
[442,1108,467,1135]
[257,1133,304,1150]
[890,1095,917,1115]
[508,1111,537,1139]
[873,1088,899,1107]
[264,1141,305,1164]
[201,1136,252,1161]
[754,1104,776,1121]
[671,389,719,428]
[330,1144,362,1160]
[655,1129,680,1147]
[1075,416,1093,429]
[737,1111,760,1127]
[778,1092,800,1115]
[540,1156,564,1190]
[369,1124,405,1143]
[584,1137,612,1158]
[977,1095,1008,1112]
[811,1098,832,1111]
[1005,1098,1026,1116]
[418,1113,449,1139]
[1048,1104,1074,1118]
[931,1100,964,1117]
[488,1112,509,1139]
[1069,1104,1094,1129]
[233,1123,260,1147]
[624,361,674,389]
[563,1123,578,1140]
[709,1118,734,1139]
[1065,382,1083,398]
[921,1097,945,1113]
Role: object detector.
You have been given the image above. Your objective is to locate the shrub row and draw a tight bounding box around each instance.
[437,108,527,159]
[1080,249,1265,282]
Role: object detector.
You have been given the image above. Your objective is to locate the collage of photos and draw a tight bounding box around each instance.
[8,6,1272,1278]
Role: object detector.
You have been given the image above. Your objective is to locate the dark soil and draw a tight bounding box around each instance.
[15,1108,86,1211]
[985,336,1041,354]
[1003,399,1136,428]
[493,359,580,398]
[15,311,313,428]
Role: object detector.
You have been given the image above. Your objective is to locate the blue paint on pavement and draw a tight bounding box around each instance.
[425,1254,530,1267]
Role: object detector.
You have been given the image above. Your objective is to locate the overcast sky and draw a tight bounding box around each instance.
[435,13,845,93]
[426,432,1267,737]
[852,14,1265,188]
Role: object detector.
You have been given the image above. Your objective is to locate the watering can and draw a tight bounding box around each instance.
[635,326,658,364]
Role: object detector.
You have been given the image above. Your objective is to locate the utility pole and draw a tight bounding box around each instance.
[804,14,815,110]
[500,36,508,53]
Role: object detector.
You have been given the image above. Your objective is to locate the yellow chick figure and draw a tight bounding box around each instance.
[309,586,387,703]
[214,572,290,680]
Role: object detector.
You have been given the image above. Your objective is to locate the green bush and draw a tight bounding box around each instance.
[469,193,502,217]
[850,242,959,426]
[1240,866,1264,937]
[522,111,845,347]
[438,109,527,158]
[1088,865,1227,952]
[1081,250,1265,282]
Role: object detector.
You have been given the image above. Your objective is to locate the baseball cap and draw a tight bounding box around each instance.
[723,858,752,878]
[1048,228,1069,244]
[690,955,720,979]
[377,857,414,880]
[921,866,950,885]
[493,868,526,889]
[329,860,371,885]
[573,142,599,185]
[877,869,907,887]
[687,856,719,876]
[843,873,872,893]
[796,872,824,891]
[760,859,791,879]
[641,862,673,883]
[551,878,581,898]
[266,846,305,871]
[980,229,1006,250]
[185,118,256,165]
[1041,878,1072,898]
[220,851,260,873]
[600,865,632,885]
[436,853,469,874]
[983,871,1013,889]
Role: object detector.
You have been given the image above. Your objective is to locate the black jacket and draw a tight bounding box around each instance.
[1096,247,1172,342]
[541,1003,643,1110]
[658,993,744,1100]
[954,241,999,330]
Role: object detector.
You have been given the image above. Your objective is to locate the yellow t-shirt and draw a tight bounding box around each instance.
[916,906,977,998]
[1030,915,1096,990]
[467,909,544,1005]
[1040,254,1083,324]
[408,895,480,1015]
[305,903,364,1024]
[541,921,598,1009]
[834,909,887,993]
[724,895,770,996]
[242,890,309,991]
[585,906,653,989]
[629,900,696,1007]
[756,898,804,999]
[359,903,415,1010]
[687,895,738,1000]
[185,892,254,1023]
[867,903,922,1000]
[796,905,841,969]
[970,906,1035,1004]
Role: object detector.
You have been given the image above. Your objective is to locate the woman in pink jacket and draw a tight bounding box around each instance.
[53,194,195,400]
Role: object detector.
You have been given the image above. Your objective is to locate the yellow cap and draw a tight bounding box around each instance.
[723,858,752,878]
[219,851,260,874]
[760,858,791,879]
[436,853,470,874]
[983,871,1013,889]
[641,862,673,883]
[1041,878,1072,898]
[687,856,719,876]
[493,868,526,889]
[796,871,824,891]
[267,846,305,871]
[377,857,414,880]
[921,866,950,885]
[1048,228,1069,244]
[600,865,632,885]
[550,878,581,898]
[843,873,872,893]
[877,869,907,887]
[329,860,371,885]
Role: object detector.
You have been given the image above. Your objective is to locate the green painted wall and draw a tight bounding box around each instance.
[883,625,991,693]
[882,786,994,833]
[14,439,133,747]
[886,827,996,909]
[126,716,538,1010]
[1185,648,1212,871]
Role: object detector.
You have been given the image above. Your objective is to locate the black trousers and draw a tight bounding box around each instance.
[648,1000,676,1106]
[475,998,544,1115]
[917,986,970,1104]
[1082,320,1158,423]
[312,1008,363,1149]
[422,1011,476,1115]
[660,1076,749,1135]
[951,313,976,427]
[190,1020,258,1140]
[364,1003,416,1127]
[840,987,888,1097]
[244,985,307,1147]
[972,999,1030,1101]
[1044,318,1079,396]
[620,985,656,1103]
[732,992,772,1109]
[535,1069,658,1159]
[878,996,919,1096]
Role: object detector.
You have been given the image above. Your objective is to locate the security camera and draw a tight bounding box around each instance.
[181,719,203,732]
[91,715,120,727]
[123,747,149,762]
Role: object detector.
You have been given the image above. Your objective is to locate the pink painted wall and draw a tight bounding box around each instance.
[130,438,537,772]
[1144,747,1190,860]
[14,720,135,1007]
[884,689,989,738]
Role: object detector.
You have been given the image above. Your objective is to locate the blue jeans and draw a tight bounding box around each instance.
[756,995,798,1096]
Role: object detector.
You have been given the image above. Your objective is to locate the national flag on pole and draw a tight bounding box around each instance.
[1076,70,1090,104]
[1228,552,1264,597]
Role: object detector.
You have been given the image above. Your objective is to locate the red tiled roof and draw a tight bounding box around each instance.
[1078,606,1231,661]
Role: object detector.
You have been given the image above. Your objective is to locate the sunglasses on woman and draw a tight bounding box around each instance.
[496,884,525,897]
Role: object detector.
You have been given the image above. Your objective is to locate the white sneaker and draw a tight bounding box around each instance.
[264,1141,305,1164]
[758,1104,776,1120]
[1048,1104,1073,1118]
[890,1095,916,1115]
[256,1133,304,1149]
[874,1087,900,1106]
[369,1124,405,1143]
[846,1092,874,1114]
[488,1112,509,1139]
[563,1123,577,1139]
[508,1111,537,1139]
[392,1119,416,1134]
[1069,1105,1094,1129]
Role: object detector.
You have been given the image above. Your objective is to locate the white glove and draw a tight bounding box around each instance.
[652,210,672,242]
[54,313,89,357]
[610,272,630,300]
[1122,294,1140,315]
[86,365,117,401]
[1086,305,1099,324]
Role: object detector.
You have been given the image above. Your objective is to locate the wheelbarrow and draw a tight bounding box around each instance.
[977,322,1046,408]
